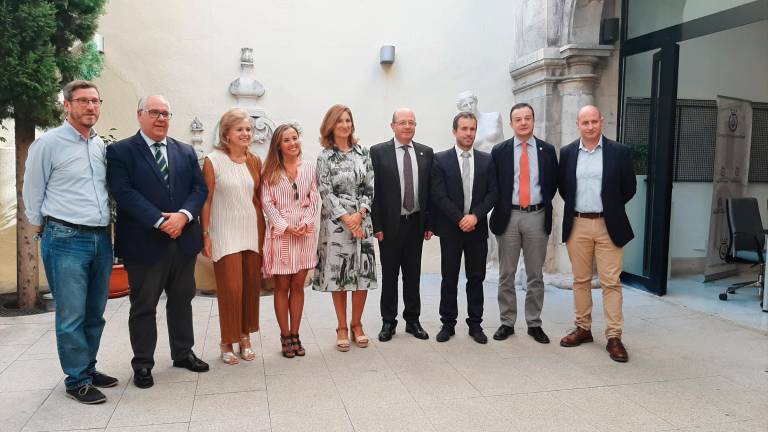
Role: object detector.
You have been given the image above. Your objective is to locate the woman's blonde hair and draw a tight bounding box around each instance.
[262,123,301,186]
[216,108,251,152]
[319,104,358,149]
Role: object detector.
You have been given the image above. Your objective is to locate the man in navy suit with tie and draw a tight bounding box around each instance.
[107,95,209,388]
[489,103,558,344]
[430,112,497,344]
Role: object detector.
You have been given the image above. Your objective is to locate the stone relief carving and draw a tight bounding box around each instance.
[189,117,205,165]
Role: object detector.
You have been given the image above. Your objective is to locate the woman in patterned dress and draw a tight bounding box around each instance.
[201,108,266,365]
[261,124,319,358]
[313,104,377,352]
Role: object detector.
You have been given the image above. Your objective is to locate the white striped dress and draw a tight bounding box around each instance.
[261,161,319,276]
[206,149,260,262]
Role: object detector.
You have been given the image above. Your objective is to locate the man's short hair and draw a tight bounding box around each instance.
[62,80,99,101]
[452,112,477,130]
[509,102,535,120]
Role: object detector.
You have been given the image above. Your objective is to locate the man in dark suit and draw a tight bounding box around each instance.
[371,108,434,342]
[558,105,636,363]
[431,112,497,344]
[490,103,558,344]
[107,95,209,388]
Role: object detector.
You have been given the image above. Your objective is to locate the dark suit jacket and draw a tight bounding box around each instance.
[370,139,434,237]
[559,135,636,247]
[430,147,497,239]
[107,132,208,264]
[489,136,558,236]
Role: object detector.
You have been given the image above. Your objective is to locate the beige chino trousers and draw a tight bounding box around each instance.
[566,216,624,338]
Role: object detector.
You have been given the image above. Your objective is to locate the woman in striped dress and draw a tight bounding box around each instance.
[261,124,319,358]
[201,108,266,365]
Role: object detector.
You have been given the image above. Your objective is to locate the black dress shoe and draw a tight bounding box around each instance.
[468,327,488,344]
[378,322,397,342]
[405,322,429,340]
[493,325,515,341]
[133,368,153,389]
[172,352,210,372]
[435,325,455,342]
[89,370,119,388]
[527,326,550,344]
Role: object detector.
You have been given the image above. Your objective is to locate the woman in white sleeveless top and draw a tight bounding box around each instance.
[201,108,265,365]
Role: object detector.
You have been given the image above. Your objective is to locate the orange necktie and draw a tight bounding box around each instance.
[519,141,531,207]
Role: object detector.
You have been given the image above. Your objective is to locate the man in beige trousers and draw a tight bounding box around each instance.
[557,105,637,363]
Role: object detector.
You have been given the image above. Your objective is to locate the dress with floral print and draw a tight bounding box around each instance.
[313,144,378,292]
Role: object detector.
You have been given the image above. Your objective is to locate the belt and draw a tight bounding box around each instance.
[400,211,420,221]
[45,216,109,232]
[575,212,603,219]
[511,204,543,212]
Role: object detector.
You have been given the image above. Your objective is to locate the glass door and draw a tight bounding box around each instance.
[619,44,679,295]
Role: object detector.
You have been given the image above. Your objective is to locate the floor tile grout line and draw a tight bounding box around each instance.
[103,302,139,431]
[17,381,59,432]
[256,326,273,432]
[306,303,357,431]
[188,297,213,426]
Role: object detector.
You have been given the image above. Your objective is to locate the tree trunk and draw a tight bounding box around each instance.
[15,120,39,311]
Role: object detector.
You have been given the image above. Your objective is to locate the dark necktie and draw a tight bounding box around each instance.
[402,145,415,212]
[461,151,471,214]
[152,142,169,184]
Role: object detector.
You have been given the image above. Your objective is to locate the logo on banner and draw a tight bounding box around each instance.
[728,109,738,132]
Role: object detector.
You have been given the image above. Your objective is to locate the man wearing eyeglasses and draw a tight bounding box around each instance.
[106,95,209,389]
[371,108,434,341]
[23,80,118,404]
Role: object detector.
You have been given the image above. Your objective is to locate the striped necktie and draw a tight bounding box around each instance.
[152,142,169,184]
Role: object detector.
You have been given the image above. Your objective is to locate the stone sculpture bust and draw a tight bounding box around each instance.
[456,90,504,153]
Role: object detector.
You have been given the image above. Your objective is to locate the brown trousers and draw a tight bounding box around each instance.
[566,217,624,338]
[213,250,261,344]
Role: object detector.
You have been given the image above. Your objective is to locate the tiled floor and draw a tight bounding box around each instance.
[665,273,768,331]
[1,274,766,432]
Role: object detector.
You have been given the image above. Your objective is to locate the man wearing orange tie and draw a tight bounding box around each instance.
[489,103,558,344]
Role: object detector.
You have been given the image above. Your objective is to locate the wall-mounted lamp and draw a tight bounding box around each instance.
[380,45,395,65]
[93,33,104,54]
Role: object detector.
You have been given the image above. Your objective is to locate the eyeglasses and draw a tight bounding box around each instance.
[395,121,417,127]
[71,98,103,107]
[292,182,299,200]
[142,109,173,119]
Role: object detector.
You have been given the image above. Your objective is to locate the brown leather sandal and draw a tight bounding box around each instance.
[291,334,306,356]
[280,335,295,358]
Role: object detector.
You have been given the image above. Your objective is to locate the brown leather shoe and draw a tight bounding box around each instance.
[559,327,593,347]
[606,337,629,363]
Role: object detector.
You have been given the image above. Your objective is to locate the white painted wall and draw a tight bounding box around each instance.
[94,0,520,159]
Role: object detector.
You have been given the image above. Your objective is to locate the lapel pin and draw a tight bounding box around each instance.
[419,152,424,156]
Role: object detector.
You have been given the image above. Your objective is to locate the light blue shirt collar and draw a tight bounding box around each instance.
[578,136,603,153]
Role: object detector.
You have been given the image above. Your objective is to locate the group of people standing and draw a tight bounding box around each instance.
[22,79,636,406]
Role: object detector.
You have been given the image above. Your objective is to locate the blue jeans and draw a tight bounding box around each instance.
[41,221,112,389]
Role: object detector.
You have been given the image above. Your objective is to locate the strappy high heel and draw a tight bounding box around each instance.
[280,335,295,358]
[220,344,239,365]
[239,337,256,361]
[335,328,351,352]
[290,334,306,356]
[350,325,369,348]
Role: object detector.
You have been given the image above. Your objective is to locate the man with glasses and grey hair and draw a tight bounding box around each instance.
[371,108,434,342]
[23,80,118,404]
[107,95,208,389]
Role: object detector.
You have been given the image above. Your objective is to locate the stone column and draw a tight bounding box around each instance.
[509,44,613,276]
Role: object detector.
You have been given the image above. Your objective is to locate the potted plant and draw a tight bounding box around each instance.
[101,128,130,298]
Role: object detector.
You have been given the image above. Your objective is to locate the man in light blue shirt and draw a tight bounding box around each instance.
[22,80,118,404]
